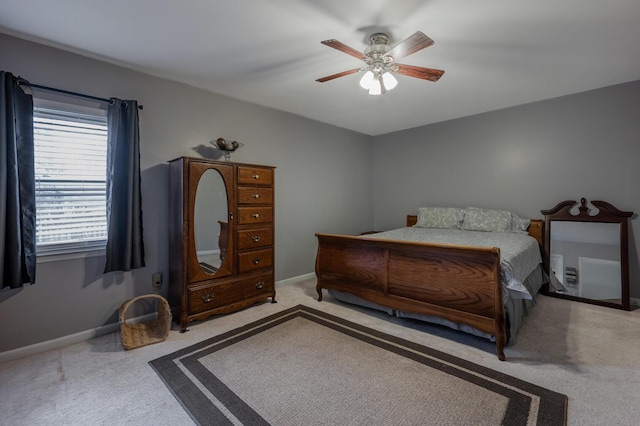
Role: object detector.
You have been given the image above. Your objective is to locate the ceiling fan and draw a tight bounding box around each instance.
[316,31,444,95]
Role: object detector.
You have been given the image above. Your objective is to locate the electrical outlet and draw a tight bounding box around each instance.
[152,272,162,289]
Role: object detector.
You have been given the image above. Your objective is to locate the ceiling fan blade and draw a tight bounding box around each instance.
[321,39,368,62]
[394,64,444,82]
[316,68,361,83]
[385,31,434,61]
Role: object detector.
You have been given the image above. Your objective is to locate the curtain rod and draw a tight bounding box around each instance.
[18,80,143,110]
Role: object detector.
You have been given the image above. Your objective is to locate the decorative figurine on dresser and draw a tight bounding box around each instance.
[168,156,276,331]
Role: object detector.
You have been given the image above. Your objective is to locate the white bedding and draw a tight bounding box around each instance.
[360,227,543,302]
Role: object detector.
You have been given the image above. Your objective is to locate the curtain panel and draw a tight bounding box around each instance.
[0,71,37,288]
[104,98,145,273]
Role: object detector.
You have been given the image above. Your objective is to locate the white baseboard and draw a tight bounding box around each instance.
[0,273,317,364]
[631,297,640,308]
[0,313,155,364]
[277,272,315,286]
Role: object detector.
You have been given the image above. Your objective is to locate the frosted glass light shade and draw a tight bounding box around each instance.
[382,72,398,90]
[359,71,374,89]
[368,78,382,95]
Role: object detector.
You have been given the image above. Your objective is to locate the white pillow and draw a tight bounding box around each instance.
[510,214,531,234]
[462,207,512,232]
[415,207,465,229]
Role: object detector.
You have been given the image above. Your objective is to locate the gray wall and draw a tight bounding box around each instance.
[371,80,640,297]
[0,34,373,352]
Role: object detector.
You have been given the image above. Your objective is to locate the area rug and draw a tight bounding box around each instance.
[150,305,567,425]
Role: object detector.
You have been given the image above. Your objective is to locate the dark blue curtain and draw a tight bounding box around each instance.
[0,71,36,288]
[104,98,145,273]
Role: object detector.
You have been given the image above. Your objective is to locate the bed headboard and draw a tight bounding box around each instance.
[406,215,544,252]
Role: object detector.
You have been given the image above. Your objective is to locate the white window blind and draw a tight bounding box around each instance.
[33,104,108,255]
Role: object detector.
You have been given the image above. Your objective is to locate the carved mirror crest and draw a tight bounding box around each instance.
[542,198,633,310]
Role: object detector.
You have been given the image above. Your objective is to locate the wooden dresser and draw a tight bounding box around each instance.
[168,157,276,331]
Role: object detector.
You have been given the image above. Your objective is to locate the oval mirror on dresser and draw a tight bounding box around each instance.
[194,168,229,276]
[542,198,633,310]
[187,161,234,283]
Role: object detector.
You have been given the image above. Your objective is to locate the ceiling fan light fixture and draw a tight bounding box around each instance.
[317,31,443,95]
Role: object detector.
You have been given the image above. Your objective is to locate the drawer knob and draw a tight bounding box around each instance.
[252,194,261,199]
[252,174,260,179]
[252,257,261,265]
[252,213,260,219]
[256,281,264,289]
[252,235,261,243]
[202,294,214,303]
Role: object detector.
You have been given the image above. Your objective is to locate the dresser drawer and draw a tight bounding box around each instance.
[189,273,274,314]
[238,206,273,225]
[238,248,273,273]
[238,187,273,205]
[238,227,273,250]
[238,166,273,186]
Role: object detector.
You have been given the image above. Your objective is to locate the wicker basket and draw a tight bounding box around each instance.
[119,294,172,350]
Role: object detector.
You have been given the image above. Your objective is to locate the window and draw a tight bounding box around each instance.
[33,98,108,256]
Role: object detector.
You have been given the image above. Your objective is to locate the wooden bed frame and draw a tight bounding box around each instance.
[315,215,543,361]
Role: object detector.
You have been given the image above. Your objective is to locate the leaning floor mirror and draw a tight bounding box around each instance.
[541,198,633,310]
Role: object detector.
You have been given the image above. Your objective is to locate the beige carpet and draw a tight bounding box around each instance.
[1,278,639,425]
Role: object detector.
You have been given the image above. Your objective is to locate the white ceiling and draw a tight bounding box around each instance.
[1,0,639,136]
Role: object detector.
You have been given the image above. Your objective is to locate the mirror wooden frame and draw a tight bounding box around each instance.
[187,161,234,283]
[541,198,633,310]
